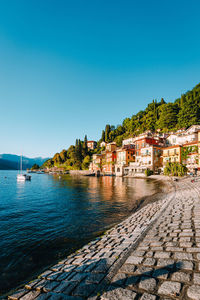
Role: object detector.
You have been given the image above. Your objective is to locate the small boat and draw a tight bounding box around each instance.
[17,174,31,181]
[17,155,31,182]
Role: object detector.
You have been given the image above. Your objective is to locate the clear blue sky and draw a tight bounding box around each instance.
[0,0,200,158]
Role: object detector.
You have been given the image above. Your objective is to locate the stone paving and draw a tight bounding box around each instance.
[7,178,200,300]
[101,179,200,300]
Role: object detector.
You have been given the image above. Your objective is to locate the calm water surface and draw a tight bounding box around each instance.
[0,171,164,295]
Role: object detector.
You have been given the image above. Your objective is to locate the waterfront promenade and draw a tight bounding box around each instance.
[8,178,200,300]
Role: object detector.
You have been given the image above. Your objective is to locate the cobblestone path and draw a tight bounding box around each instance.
[7,179,200,300]
[101,179,200,300]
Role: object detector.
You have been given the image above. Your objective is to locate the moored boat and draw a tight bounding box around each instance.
[17,155,31,182]
[17,174,31,181]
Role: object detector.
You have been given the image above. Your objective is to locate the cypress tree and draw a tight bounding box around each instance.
[101,130,105,141]
[78,139,82,162]
[105,125,111,142]
[180,95,186,107]
[83,135,88,156]
[161,98,165,105]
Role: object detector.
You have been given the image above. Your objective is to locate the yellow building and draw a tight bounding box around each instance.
[162,145,182,166]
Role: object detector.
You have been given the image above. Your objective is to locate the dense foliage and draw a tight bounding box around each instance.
[164,162,188,177]
[42,135,92,170]
[31,164,40,170]
[43,83,200,170]
[181,146,198,162]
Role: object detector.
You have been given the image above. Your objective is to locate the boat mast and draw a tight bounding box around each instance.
[21,155,22,174]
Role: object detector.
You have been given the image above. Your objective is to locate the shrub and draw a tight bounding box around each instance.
[164,162,187,177]
[145,168,153,176]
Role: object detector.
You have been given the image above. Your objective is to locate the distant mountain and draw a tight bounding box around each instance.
[0,154,50,170]
[0,159,18,170]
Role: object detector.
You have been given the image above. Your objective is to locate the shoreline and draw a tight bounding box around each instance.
[4,176,175,299]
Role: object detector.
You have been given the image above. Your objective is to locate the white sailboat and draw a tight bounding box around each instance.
[17,155,31,181]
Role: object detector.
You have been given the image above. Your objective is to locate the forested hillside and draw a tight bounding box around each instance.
[43,82,200,170]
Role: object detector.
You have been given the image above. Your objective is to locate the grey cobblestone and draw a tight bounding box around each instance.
[187,285,200,300]
[158,281,181,297]
[138,276,157,292]
[140,293,156,300]
[171,271,191,282]
[101,286,137,300]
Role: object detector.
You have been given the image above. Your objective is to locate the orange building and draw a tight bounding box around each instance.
[102,151,117,174]
[115,145,135,176]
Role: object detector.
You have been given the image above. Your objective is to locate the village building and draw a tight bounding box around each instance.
[87,140,97,150]
[122,137,135,146]
[166,125,200,146]
[115,145,135,176]
[106,142,117,152]
[162,145,182,166]
[182,141,199,172]
[89,153,104,172]
[102,150,116,175]
[124,144,162,175]
[100,141,107,148]
[135,136,164,159]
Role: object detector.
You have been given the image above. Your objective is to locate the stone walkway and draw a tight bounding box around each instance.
[101,179,200,300]
[7,179,200,300]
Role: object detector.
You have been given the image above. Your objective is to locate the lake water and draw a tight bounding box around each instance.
[0,170,164,295]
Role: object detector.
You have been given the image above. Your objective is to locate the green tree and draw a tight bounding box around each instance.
[160,98,165,105]
[177,99,200,128]
[53,153,62,165]
[180,95,186,107]
[101,130,105,141]
[83,135,88,156]
[31,164,40,170]
[59,149,68,162]
[156,103,179,131]
[105,124,111,142]
[82,155,91,170]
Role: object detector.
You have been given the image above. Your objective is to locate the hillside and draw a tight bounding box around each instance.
[0,154,49,170]
[0,159,18,170]
[42,82,200,170]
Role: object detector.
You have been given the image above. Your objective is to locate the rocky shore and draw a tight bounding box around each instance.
[6,177,200,300]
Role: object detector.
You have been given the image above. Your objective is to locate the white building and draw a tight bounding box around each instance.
[166,125,200,146]
[122,137,135,146]
[100,141,107,148]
